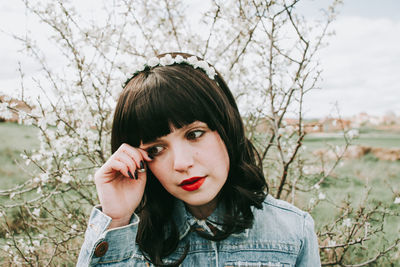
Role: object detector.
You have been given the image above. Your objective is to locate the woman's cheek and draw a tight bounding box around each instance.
[147,160,164,181]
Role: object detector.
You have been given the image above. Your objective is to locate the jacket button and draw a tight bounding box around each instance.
[94,241,108,257]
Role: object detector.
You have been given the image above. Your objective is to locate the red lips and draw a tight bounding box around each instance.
[179,176,206,191]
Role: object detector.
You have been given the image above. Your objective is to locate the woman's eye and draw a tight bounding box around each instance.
[147,146,164,157]
[187,130,205,140]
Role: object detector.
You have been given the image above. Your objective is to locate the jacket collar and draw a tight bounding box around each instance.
[173,199,249,240]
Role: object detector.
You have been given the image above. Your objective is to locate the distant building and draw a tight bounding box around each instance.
[318,117,352,132]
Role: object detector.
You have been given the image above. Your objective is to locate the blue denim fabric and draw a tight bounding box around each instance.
[77,195,321,266]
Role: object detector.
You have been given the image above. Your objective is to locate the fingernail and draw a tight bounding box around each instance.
[134,170,138,180]
[128,171,134,179]
[140,161,145,169]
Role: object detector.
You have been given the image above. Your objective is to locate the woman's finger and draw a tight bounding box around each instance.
[104,159,131,179]
[117,143,146,169]
[113,152,137,178]
[138,148,153,162]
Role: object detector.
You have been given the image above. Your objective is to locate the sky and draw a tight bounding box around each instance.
[0,0,399,119]
[299,0,400,118]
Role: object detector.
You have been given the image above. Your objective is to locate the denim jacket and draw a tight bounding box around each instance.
[77,195,321,266]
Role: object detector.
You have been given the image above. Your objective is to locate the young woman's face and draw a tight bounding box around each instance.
[140,121,230,208]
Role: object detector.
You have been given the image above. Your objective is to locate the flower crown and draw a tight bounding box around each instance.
[124,54,216,87]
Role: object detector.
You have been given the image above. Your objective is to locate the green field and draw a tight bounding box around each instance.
[0,122,39,189]
[303,132,400,150]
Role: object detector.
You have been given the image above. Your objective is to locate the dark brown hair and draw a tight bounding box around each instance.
[111,53,267,266]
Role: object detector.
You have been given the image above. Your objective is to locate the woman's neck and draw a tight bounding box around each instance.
[185,197,218,220]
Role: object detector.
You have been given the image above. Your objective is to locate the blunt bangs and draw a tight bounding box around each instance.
[112,64,230,151]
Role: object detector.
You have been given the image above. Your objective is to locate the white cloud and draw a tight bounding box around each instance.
[304,16,400,118]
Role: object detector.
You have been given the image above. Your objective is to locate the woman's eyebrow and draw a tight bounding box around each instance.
[182,121,205,129]
[140,122,205,148]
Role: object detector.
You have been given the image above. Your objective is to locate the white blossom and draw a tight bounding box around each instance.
[313,183,320,190]
[31,153,43,161]
[335,145,344,155]
[318,192,326,200]
[197,60,208,71]
[206,66,216,78]
[394,197,400,204]
[186,56,198,66]
[135,63,146,72]
[57,122,66,135]
[37,118,48,130]
[40,173,49,183]
[174,55,184,63]
[346,129,359,140]
[159,54,174,66]
[32,208,40,217]
[342,218,352,228]
[328,240,336,247]
[32,240,40,247]
[0,110,13,120]
[61,173,73,184]
[24,117,34,125]
[13,255,19,263]
[147,57,159,67]
[0,103,12,120]
[26,246,35,253]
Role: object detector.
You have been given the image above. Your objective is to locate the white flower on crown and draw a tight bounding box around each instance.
[175,55,184,64]
[136,63,146,72]
[132,54,216,80]
[206,66,216,78]
[186,56,199,66]
[147,57,160,67]
[197,60,208,71]
[159,54,174,66]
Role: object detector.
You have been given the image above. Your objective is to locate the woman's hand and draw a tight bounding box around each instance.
[94,143,152,228]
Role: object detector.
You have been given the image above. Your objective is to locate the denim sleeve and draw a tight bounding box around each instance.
[295,213,321,267]
[76,206,140,267]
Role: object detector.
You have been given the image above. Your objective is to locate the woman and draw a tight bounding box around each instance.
[77,53,320,266]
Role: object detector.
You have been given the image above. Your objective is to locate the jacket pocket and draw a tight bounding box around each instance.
[224,261,293,267]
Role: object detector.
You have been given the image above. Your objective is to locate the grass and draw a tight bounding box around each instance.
[307,156,400,265]
[303,132,400,151]
[0,122,39,189]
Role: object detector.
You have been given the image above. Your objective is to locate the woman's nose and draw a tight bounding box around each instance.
[172,143,194,172]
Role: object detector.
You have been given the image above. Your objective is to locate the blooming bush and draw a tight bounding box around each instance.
[0,0,399,265]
